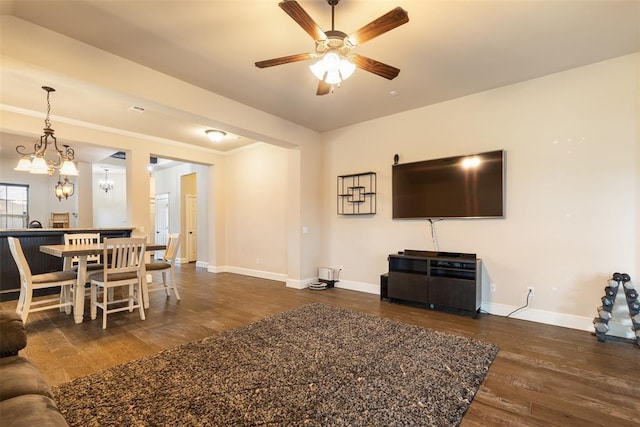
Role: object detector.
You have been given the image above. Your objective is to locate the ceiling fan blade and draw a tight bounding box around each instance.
[316,80,331,96]
[255,53,313,68]
[279,0,327,41]
[348,7,409,46]
[352,54,400,80]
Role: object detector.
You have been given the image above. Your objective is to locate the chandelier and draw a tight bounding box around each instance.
[54,175,75,201]
[99,168,114,193]
[14,86,79,177]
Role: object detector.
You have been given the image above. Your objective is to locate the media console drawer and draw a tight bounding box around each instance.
[385,251,481,318]
[387,271,429,304]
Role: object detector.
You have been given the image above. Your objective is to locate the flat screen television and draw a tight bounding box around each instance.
[392,150,505,219]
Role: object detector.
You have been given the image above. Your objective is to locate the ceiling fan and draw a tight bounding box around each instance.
[255,0,409,95]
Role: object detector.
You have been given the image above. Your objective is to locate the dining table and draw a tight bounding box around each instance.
[40,242,166,323]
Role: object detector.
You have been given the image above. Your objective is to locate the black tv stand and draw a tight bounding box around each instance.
[382,250,482,318]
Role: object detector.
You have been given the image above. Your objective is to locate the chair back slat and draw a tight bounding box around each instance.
[64,233,101,269]
[104,237,146,275]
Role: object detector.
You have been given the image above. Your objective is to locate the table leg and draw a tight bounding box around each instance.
[74,256,88,324]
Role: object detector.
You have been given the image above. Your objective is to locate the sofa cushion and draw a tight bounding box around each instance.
[0,394,69,427]
[0,356,53,402]
[0,312,27,357]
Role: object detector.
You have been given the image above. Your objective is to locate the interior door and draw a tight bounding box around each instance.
[155,193,169,259]
[186,194,197,262]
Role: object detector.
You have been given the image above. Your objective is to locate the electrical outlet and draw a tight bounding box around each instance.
[490,283,496,292]
[527,286,535,297]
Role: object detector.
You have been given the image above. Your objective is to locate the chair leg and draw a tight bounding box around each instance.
[137,282,146,321]
[170,268,180,300]
[142,276,150,309]
[16,289,26,319]
[62,285,73,314]
[90,284,98,320]
[21,292,33,323]
[162,272,171,297]
[129,284,135,312]
[102,285,108,329]
[59,287,65,312]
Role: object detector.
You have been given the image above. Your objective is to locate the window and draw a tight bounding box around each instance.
[0,183,29,229]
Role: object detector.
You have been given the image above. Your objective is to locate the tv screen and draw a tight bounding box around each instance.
[392,150,505,219]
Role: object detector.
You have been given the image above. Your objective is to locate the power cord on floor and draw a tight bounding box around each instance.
[506,288,533,318]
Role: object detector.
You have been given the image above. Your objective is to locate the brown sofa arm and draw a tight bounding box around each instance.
[0,311,27,357]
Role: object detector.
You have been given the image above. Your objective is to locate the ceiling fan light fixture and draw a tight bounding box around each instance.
[205,129,226,143]
[309,51,355,84]
[338,57,356,80]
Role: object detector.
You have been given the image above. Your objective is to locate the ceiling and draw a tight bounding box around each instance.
[1,0,639,161]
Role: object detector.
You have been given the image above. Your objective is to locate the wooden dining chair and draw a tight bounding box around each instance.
[143,233,181,308]
[7,237,76,323]
[88,237,146,329]
[63,233,103,272]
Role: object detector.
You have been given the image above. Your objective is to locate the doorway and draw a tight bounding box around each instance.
[155,193,169,259]
[186,194,197,262]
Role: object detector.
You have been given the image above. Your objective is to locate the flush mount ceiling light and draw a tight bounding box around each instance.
[205,129,226,143]
[14,86,79,177]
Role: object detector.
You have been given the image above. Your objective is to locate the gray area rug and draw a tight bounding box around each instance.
[52,303,498,426]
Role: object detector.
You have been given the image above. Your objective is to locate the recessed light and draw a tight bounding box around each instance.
[389,90,400,97]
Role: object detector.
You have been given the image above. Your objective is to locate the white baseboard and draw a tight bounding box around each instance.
[482,302,635,339]
[207,265,225,274]
[208,265,287,283]
[196,269,636,340]
[286,278,315,289]
[195,261,208,269]
[335,279,379,295]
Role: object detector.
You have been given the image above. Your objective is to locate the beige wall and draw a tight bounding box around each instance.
[224,143,288,280]
[0,16,324,285]
[323,54,639,338]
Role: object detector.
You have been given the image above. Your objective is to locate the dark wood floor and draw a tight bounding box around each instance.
[3,264,638,426]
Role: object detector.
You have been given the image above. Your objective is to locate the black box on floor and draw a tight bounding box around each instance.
[380,273,388,301]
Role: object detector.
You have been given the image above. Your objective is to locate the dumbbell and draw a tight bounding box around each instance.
[631,313,640,330]
[597,307,612,321]
[601,296,615,312]
[612,272,623,283]
[593,318,609,334]
[604,286,618,298]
